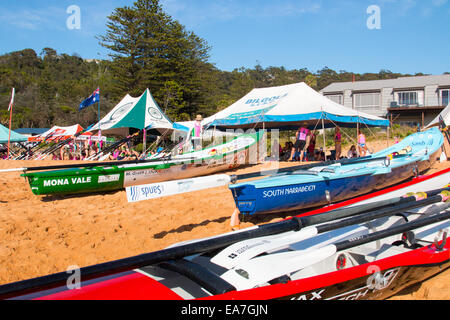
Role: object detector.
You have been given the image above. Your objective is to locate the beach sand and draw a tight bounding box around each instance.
[0,139,449,300]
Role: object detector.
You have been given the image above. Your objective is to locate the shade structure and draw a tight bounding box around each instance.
[28,124,88,142]
[89,89,188,136]
[425,104,450,129]
[0,124,28,144]
[204,82,389,130]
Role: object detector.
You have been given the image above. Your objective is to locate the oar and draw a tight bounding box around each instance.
[85,131,141,161]
[33,124,95,160]
[1,188,448,299]
[211,190,450,268]
[0,155,198,174]
[126,174,232,202]
[221,205,450,291]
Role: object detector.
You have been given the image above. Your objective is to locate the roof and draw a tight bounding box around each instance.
[321,74,450,93]
[0,124,28,143]
[15,128,50,135]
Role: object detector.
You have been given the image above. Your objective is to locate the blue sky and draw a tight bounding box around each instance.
[0,0,449,74]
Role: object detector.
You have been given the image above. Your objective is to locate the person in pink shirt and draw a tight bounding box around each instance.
[289,125,309,162]
[358,130,368,157]
[191,114,203,151]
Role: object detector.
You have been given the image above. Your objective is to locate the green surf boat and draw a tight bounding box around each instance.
[22,133,260,196]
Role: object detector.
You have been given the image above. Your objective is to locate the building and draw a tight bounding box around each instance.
[320,74,450,127]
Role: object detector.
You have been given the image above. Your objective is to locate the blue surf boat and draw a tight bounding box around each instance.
[230,127,444,216]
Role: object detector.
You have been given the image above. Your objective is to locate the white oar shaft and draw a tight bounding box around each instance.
[126,174,232,203]
[0,168,26,173]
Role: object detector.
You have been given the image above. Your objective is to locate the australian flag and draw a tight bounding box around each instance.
[79,87,100,111]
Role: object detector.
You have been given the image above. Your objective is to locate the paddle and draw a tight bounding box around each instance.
[221,205,450,291]
[1,187,448,299]
[211,190,450,268]
[33,124,96,160]
[85,131,140,161]
[126,174,232,202]
[0,154,197,174]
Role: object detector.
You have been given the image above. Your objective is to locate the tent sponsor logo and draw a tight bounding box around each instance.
[245,93,288,107]
[110,102,134,121]
[43,177,92,187]
[147,107,163,120]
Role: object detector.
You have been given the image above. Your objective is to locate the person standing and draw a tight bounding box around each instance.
[358,130,368,157]
[289,125,309,162]
[335,127,342,160]
[191,114,203,151]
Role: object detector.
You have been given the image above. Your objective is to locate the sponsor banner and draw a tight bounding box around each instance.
[98,174,120,184]
[126,174,231,203]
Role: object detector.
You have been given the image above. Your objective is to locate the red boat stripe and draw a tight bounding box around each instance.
[35,272,183,300]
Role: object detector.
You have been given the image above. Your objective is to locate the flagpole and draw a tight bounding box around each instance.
[98,88,101,151]
[7,88,15,160]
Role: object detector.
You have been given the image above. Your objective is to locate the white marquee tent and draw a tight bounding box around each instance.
[202,82,389,130]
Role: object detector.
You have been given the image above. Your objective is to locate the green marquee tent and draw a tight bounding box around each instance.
[0,124,28,144]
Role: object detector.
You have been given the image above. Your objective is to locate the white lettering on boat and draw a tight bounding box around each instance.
[263,185,316,198]
[98,174,120,183]
[124,169,159,184]
[43,177,92,187]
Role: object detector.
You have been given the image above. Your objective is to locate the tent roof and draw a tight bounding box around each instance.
[205,82,389,130]
[28,124,87,142]
[425,104,450,129]
[89,89,187,135]
[0,124,28,144]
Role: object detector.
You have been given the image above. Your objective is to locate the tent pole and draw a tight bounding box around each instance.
[143,129,147,156]
[98,91,102,151]
[321,109,327,161]
[356,122,360,157]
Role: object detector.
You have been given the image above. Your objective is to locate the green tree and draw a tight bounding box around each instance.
[99,0,212,119]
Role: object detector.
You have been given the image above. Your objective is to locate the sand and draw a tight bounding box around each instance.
[0,139,449,300]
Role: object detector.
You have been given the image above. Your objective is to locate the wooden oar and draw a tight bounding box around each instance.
[0,188,448,299]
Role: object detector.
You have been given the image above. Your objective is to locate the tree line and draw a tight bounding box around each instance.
[0,0,436,130]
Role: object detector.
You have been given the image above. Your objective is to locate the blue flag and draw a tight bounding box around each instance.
[79,88,100,111]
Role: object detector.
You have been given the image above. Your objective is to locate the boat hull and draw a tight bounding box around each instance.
[233,157,437,216]
[230,128,443,216]
[211,247,450,300]
[6,168,450,301]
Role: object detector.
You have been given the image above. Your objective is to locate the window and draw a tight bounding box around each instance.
[397,92,418,106]
[353,93,380,110]
[441,89,449,106]
[326,94,343,105]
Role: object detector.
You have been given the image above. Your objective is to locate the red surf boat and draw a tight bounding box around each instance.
[1,168,449,300]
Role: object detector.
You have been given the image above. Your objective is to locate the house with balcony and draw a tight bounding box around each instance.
[320,74,450,127]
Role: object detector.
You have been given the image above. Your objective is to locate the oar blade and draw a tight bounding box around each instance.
[126,174,232,203]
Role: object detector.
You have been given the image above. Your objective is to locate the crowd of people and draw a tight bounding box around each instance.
[270,126,369,162]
